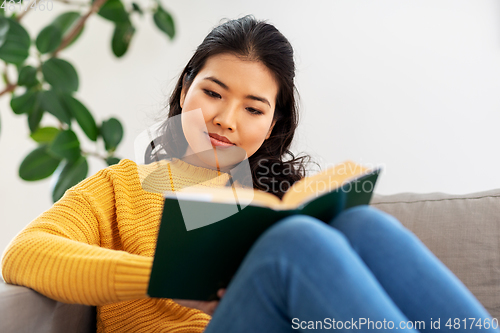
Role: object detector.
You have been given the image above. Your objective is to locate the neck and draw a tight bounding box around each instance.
[180,147,239,173]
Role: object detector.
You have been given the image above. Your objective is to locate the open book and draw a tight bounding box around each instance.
[147,160,381,300]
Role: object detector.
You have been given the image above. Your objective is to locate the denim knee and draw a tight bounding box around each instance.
[330,205,412,250]
[332,205,404,231]
[230,215,364,307]
[249,214,351,263]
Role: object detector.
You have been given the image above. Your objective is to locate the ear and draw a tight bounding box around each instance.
[265,119,277,140]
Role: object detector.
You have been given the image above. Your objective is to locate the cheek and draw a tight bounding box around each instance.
[200,107,217,124]
[185,95,216,123]
[242,122,272,149]
[181,109,212,153]
[184,90,206,109]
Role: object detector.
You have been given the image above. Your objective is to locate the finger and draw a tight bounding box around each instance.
[172,299,202,309]
[217,288,226,299]
[205,301,219,316]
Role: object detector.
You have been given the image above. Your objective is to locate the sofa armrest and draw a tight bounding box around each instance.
[371,188,500,320]
[0,278,96,333]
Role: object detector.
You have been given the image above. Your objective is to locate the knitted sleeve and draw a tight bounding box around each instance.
[0,161,154,306]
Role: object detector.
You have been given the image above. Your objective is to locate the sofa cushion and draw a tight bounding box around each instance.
[2,189,499,331]
[0,276,95,333]
[371,188,500,320]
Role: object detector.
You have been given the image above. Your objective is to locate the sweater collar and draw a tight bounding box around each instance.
[137,158,234,194]
[169,157,232,188]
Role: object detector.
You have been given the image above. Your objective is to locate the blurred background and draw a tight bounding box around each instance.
[1,0,500,252]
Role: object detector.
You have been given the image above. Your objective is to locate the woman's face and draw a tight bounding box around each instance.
[179,53,278,170]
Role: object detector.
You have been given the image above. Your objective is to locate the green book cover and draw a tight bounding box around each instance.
[147,167,381,301]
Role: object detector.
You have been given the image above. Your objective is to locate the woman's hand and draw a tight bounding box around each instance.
[172,288,226,316]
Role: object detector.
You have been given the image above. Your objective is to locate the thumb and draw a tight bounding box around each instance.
[217,288,226,299]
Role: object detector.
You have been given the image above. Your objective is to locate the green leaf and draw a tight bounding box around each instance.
[11,89,38,115]
[112,21,135,57]
[39,90,72,125]
[106,156,121,166]
[51,12,84,49]
[36,25,63,54]
[28,104,44,133]
[153,5,175,39]
[51,156,88,202]
[100,117,123,152]
[131,2,143,15]
[60,93,98,141]
[0,17,30,65]
[49,129,81,161]
[18,65,39,87]
[41,58,79,93]
[0,16,9,48]
[98,0,129,23]
[30,126,60,143]
[19,145,62,181]
[52,12,80,33]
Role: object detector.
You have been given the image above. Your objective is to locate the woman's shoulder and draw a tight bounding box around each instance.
[106,158,141,178]
[69,158,144,196]
[89,158,140,182]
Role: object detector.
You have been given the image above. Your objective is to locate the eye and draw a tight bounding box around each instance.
[203,89,221,99]
[246,107,263,115]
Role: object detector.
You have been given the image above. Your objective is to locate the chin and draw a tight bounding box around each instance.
[196,147,248,171]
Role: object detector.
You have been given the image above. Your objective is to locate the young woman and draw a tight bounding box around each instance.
[2,16,498,333]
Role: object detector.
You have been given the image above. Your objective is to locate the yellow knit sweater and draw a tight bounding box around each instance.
[1,158,237,332]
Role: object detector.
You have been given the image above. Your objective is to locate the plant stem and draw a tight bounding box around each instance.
[0,62,16,97]
[51,0,109,57]
[15,0,37,21]
[0,0,109,97]
[82,149,107,160]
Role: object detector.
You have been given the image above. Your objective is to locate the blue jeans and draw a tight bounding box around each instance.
[204,206,499,332]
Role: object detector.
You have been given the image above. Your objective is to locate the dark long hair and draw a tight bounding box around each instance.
[158,15,313,199]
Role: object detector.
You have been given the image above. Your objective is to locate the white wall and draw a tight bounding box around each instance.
[1,0,500,252]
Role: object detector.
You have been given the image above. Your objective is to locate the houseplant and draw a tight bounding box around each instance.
[0,0,175,202]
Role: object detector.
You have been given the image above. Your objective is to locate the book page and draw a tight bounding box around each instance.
[169,185,283,209]
[281,160,369,209]
[163,160,371,211]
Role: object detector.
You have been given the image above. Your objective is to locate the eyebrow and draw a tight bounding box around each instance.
[203,76,271,107]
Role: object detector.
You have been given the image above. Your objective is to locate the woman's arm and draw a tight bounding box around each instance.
[1,163,154,306]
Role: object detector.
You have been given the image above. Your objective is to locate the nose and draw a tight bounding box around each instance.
[213,103,237,131]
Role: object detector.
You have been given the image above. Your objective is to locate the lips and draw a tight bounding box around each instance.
[208,133,234,145]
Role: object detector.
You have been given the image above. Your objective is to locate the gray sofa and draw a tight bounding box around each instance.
[1,188,499,332]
